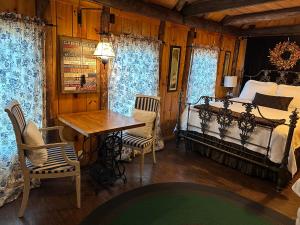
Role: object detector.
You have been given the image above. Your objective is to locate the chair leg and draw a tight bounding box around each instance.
[152,144,156,164]
[140,152,144,181]
[18,176,30,218]
[75,174,81,208]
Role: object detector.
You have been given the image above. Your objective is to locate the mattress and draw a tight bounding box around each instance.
[180,97,300,176]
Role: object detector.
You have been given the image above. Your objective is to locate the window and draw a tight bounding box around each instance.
[0,14,44,207]
[108,35,160,116]
[186,48,219,103]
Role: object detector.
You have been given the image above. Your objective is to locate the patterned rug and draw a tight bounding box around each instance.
[80,182,294,225]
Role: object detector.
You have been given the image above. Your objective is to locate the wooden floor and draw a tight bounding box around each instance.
[1,140,300,225]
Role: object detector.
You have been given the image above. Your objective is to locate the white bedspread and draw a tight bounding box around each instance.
[180,97,300,176]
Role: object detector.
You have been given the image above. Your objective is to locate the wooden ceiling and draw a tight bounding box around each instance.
[90,0,300,36]
[146,0,300,29]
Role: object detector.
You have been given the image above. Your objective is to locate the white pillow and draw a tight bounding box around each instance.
[239,80,278,101]
[276,84,300,110]
[23,121,48,167]
[127,109,156,138]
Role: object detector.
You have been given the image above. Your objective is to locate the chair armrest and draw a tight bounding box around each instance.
[20,142,79,167]
[21,142,70,150]
[39,126,67,142]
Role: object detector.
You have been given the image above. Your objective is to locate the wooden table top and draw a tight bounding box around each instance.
[58,110,145,137]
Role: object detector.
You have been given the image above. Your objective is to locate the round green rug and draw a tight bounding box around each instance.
[80,183,293,225]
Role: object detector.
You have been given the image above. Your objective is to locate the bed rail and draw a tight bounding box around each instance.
[175,92,299,190]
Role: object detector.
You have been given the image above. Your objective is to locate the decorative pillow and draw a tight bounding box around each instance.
[239,80,278,101]
[276,84,300,110]
[23,121,48,167]
[126,109,156,138]
[252,93,293,111]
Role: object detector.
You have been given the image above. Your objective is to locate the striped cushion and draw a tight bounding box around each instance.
[135,96,159,112]
[26,145,77,174]
[122,133,153,149]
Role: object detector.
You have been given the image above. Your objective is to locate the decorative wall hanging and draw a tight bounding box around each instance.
[269,41,300,70]
[60,36,99,94]
[222,51,231,85]
[167,46,181,92]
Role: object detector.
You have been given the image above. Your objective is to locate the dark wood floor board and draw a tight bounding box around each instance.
[0,140,299,225]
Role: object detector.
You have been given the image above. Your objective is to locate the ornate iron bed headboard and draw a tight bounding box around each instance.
[243,69,300,86]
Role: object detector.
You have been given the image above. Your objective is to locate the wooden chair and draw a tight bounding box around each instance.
[5,100,81,218]
[122,95,160,180]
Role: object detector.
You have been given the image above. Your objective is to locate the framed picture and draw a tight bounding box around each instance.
[167,46,181,92]
[222,51,231,85]
[59,36,99,94]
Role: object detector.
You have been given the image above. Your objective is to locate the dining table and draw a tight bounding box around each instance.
[58,110,145,185]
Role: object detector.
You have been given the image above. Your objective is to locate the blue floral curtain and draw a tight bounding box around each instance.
[109,35,164,152]
[109,35,160,116]
[187,47,219,103]
[0,13,45,207]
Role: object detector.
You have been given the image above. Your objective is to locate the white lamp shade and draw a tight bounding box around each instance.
[93,41,115,59]
[224,76,237,88]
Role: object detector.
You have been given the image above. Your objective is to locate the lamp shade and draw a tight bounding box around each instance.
[224,76,237,88]
[93,41,115,59]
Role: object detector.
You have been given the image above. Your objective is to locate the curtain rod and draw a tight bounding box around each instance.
[187,44,220,51]
[111,32,165,44]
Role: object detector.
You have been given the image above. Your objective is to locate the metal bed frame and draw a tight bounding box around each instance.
[175,70,300,190]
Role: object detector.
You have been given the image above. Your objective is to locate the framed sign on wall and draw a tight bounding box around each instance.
[167,46,181,92]
[60,36,99,94]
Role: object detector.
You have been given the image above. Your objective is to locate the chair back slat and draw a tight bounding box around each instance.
[5,100,26,145]
[135,95,160,112]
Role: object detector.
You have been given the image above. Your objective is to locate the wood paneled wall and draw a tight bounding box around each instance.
[0,0,246,142]
[160,22,189,137]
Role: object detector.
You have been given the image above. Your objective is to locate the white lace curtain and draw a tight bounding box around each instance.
[109,35,164,150]
[0,13,45,207]
[187,47,219,104]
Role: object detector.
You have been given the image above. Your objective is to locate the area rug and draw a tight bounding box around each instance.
[80,182,294,225]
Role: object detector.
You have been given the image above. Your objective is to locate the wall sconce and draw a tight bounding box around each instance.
[93,34,115,66]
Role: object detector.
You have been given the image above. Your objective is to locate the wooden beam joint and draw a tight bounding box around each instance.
[36,0,50,19]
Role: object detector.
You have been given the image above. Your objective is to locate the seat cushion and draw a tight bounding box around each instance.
[26,145,77,174]
[127,109,156,138]
[122,133,153,149]
[23,121,48,167]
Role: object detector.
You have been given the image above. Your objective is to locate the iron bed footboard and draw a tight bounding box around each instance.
[175,93,299,191]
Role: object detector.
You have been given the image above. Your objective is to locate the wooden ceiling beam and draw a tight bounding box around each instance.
[88,0,183,24]
[35,0,50,19]
[243,24,300,37]
[181,0,279,16]
[88,0,243,35]
[174,0,188,11]
[223,6,300,26]
[184,16,241,35]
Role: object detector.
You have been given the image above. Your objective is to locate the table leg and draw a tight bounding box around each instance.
[89,131,127,185]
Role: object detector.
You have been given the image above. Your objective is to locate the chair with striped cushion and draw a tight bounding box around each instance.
[5,100,81,217]
[122,95,160,180]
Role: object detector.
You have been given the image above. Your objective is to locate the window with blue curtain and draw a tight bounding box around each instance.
[0,13,45,207]
[108,35,160,116]
[186,47,219,104]
[108,35,164,152]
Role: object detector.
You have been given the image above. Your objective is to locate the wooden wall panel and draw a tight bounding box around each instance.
[0,0,35,16]
[0,0,246,143]
[216,34,237,98]
[160,22,189,138]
